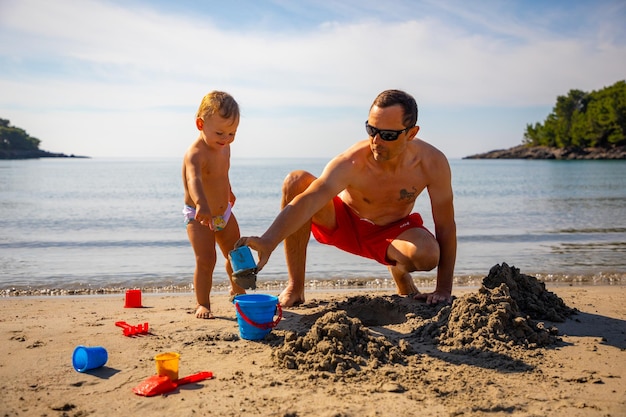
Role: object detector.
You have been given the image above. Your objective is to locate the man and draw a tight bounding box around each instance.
[237,89,456,307]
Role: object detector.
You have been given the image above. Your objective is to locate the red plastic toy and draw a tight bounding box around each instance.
[132,371,214,396]
[115,321,149,336]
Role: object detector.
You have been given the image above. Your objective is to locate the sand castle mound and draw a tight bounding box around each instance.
[274,263,577,372]
[272,310,411,373]
[416,284,561,353]
[482,262,578,322]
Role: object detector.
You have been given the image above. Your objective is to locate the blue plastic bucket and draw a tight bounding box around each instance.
[72,345,108,372]
[233,294,282,340]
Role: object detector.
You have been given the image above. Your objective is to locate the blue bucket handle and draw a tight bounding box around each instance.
[234,301,282,330]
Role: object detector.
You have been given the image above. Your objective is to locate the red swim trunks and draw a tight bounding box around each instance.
[311,196,429,266]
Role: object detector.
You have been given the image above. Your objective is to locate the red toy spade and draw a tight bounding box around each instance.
[132,371,213,397]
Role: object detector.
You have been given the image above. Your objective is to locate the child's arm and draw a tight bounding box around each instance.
[229,186,236,207]
[185,152,214,228]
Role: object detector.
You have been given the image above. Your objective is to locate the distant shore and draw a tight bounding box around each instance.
[464,144,626,160]
[0,149,89,159]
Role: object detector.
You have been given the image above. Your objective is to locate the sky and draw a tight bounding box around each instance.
[1,0,625,159]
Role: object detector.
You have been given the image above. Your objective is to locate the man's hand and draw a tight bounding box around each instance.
[413,290,452,305]
[234,236,272,271]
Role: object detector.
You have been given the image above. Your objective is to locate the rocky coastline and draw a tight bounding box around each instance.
[0,149,89,159]
[464,144,626,160]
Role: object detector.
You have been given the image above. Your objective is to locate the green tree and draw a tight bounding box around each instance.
[0,118,41,151]
[524,80,626,148]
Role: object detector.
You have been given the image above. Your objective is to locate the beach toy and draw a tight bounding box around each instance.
[124,289,143,308]
[233,294,282,340]
[132,371,214,397]
[154,352,180,381]
[72,345,108,372]
[229,246,257,276]
[229,246,257,290]
[115,321,149,336]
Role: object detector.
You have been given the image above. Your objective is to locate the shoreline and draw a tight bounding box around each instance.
[4,281,622,300]
[2,271,624,297]
[463,144,626,159]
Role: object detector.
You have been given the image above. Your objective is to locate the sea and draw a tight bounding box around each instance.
[1,157,625,295]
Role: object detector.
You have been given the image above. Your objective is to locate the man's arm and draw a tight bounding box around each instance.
[431,195,456,298]
[261,180,333,244]
[239,156,352,269]
[420,154,457,303]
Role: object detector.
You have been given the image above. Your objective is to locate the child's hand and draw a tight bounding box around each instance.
[194,206,214,229]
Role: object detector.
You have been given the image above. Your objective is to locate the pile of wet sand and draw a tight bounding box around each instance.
[415,283,561,352]
[273,263,577,372]
[272,310,412,373]
[482,262,578,322]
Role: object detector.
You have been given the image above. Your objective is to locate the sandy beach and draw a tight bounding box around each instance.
[1,265,624,417]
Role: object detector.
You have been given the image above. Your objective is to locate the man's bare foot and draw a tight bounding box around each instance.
[278,287,304,307]
[195,304,215,319]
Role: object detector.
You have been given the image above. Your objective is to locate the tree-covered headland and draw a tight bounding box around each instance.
[524,80,625,148]
[1,118,41,150]
[466,80,626,159]
[0,118,85,159]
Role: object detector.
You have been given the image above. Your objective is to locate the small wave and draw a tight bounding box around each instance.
[553,227,626,234]
[0,239,189,249]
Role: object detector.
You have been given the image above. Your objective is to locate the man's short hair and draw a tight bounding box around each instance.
[371,90,418,128]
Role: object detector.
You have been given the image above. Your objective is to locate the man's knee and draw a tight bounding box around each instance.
[391,229,440,271]
[282,170,315,202]
[419,247,440,271]
[403,235,440,271]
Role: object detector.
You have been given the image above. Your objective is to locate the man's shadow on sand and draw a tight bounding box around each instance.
[552,311,626,350]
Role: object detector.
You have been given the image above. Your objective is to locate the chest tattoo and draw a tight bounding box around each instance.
[398,187,418,201]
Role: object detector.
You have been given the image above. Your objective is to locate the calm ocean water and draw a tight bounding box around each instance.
[1,157,625,293]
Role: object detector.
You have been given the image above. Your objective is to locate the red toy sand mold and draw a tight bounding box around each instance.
[132,371,214,397]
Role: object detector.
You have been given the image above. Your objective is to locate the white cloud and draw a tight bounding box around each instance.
[1,0,624,158]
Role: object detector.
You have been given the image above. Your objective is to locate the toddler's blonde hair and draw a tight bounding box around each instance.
[196,91,239,121]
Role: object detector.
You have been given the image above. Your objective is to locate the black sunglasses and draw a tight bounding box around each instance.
[365,121,411,141]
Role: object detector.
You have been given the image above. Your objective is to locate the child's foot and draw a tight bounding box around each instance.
[229,288,246,303]
[195,304,215,319]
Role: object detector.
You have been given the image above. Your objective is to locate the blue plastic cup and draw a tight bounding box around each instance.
[229,246,257,277]
[72,345,108,372]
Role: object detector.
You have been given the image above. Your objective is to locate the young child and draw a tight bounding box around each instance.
[182,91,245,319]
